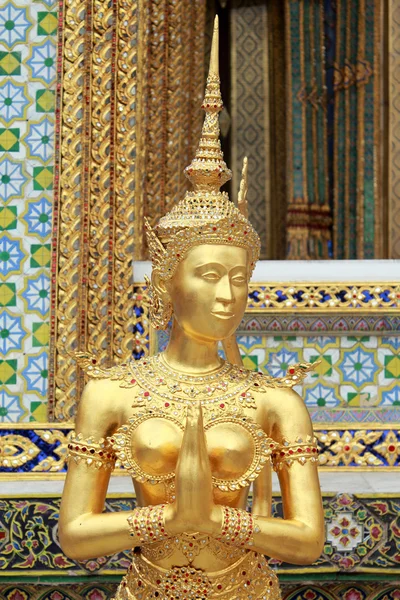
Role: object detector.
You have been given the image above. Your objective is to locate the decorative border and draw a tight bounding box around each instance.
[246,283,400,312]
[1,424,400,478]
[0,582,398,600]
[1,493,400,575]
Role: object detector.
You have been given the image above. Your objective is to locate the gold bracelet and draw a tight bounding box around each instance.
[67,434,116,469]
[127,505,169,544]
[272,436,319,470]
[217,506,256,547]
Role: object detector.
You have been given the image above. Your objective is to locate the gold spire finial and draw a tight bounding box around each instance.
[184,15,232,192]
[238,157,248,217]
[146,16,261,286]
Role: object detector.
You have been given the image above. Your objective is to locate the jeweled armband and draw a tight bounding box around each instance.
[272,436,319,471]
[127,505,169,544]
[217,506,260,547]
[67,434,116,470]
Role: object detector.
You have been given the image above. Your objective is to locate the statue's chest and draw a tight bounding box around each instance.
[109,356,277,490]
[110,409,276,491]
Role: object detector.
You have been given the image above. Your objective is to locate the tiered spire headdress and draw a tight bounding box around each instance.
[145,16,261,281]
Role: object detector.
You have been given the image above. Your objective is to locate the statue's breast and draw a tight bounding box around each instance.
[129,417,254,481]
[110,412,274,489]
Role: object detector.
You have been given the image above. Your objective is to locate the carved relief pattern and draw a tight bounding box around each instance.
[231,0,270,257]
[246,283,400,311]
[51,0,142,421]
[143,0,205,230]
[114,0,141,362]
[389,0,400,257]
[50,0,88,420]
[2,426,400,474]
[316,429,400,468]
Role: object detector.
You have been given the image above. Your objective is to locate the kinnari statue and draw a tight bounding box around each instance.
[59,17,324,600]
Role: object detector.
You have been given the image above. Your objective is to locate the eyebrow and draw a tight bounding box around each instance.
[194,263,247,271]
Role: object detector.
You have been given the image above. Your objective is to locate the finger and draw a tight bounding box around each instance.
[185,402,202,426]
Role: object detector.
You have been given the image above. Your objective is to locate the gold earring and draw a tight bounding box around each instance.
[145,276,173,330]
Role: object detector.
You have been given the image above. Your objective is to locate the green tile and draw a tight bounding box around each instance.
[0,51,21,75]
[33,166,54,190]
[0,359,17,385]
[0,128,20,152]
[0,283,16,307]
[30,243,51,268]
[0,206,17,231]
[37,12,58,35]
[36,89,55,112]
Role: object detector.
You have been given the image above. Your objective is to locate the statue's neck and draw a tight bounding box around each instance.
[162,318,224,375]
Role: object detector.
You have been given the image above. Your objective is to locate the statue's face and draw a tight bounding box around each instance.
[166,244,249,342]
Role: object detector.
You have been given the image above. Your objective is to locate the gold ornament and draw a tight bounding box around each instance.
[144,274,172,330]
[144,17,260,283]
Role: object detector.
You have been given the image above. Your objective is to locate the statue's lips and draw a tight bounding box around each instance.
[211,311,234,319]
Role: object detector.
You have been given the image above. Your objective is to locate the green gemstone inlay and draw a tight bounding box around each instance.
[41,369,48,379]
[5,20,15,30]
[39,213,49,223]
[0,329,9,339]
[0,251,10,261]
[1,175,10,184]
[44,57,53,67]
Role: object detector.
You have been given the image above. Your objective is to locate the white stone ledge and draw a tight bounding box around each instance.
[134,260,400,283]
[1,472,397,496]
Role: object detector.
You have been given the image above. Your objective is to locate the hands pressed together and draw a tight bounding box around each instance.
[163,402,223,537]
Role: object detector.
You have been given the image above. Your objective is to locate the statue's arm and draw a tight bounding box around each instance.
[242,387,324,564]
[59,380,143,561]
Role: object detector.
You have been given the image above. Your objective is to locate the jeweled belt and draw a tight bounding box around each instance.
[112,549,281,600]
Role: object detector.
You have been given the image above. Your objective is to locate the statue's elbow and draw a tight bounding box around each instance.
[294,533,325,565]
[58,522,88,562]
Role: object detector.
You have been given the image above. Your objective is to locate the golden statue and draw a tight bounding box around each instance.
[59,18,324,600]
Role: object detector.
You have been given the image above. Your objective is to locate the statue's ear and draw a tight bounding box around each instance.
[151,270,168,298]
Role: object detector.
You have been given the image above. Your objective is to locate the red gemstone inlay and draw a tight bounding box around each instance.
[344,445,351,452]
[388,444,396,452]
[165,402,170,407]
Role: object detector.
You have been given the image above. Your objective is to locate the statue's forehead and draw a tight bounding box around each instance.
[183,244,248,266]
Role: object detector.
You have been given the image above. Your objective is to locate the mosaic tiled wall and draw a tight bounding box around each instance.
[238,334,400,424]
[1,582,400,600]
[0,0,56,423]
[1,493,400,575]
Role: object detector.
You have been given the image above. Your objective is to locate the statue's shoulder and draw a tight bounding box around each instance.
[75,352,137,385]
[254,361,319,390]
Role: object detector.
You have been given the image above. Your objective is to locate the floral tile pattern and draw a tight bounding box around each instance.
[235,334,400,423]
[0,0,56,422]
[0,494,399,575]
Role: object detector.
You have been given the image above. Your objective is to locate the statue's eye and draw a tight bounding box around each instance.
[202,272,220,281]
[232,275,246,285]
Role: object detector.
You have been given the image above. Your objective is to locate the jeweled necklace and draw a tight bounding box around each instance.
[129,354,264,412]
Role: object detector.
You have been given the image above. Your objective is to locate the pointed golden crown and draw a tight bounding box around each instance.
[145,16,260,280]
